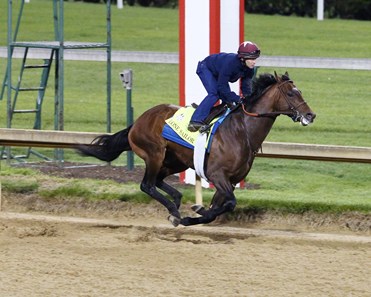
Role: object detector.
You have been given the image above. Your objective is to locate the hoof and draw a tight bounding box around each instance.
[168,215,180,227]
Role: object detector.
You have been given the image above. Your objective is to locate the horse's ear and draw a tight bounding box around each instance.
[274,71,279,81]
[282,71,290,81]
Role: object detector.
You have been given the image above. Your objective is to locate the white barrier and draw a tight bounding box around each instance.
[1,47,370,70]
[179,0,244,187]
[1,128,370,163]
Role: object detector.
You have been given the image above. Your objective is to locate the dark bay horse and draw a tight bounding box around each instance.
[77,72,316,227]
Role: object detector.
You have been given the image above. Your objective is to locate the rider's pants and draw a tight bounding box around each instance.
[190,61,219,123]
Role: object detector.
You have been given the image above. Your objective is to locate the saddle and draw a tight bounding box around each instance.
[191,103,227,125]
[191,102,239,132]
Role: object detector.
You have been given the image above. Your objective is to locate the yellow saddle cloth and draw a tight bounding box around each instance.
[163,105,230,150]
[165,106,200,146]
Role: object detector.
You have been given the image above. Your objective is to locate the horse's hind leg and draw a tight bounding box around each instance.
[156,180,182,209]
[138,158,182,226]
[181,184,236,226]
[140,173,181,222]
[155,165,187,209]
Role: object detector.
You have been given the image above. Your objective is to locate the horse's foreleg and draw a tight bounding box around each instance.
[156,180,182,209]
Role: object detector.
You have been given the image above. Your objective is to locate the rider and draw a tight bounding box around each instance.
[188,41,261,132]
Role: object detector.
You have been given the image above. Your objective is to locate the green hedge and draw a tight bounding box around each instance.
[244,0,371,20]
[82,0,176,8]
[82,0,370,20]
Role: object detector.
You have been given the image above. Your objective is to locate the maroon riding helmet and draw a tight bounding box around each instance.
[237,41,261,59]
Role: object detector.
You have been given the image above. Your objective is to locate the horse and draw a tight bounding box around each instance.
[77,72,316,227]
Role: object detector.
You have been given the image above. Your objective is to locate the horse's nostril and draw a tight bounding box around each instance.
[307,112,316,121]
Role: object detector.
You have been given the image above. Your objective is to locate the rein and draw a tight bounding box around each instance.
[241,80,306,119]
[241,104,286,118]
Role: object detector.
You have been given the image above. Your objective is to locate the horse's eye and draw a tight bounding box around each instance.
[287,91,294,97]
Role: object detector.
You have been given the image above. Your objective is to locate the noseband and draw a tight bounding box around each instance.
[242,79,307,119]
[277,80,307,121]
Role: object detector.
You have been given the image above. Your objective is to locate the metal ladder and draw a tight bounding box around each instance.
[11,48,54,130]
[2,0,112,163]
[1,47,55,160]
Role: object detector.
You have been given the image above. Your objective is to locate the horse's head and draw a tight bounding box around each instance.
[273,71,316,126]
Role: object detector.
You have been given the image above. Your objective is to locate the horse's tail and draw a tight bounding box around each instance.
[76,125,133,162]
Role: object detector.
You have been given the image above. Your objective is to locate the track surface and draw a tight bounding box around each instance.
[1,211,370,297]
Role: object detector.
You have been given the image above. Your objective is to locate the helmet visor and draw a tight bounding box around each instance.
[239,49,261,59]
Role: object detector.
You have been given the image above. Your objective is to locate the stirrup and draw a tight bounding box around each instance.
[199,124,211,133]
[188,121,205,132]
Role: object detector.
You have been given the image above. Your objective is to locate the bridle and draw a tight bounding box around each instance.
[241,79,307,120]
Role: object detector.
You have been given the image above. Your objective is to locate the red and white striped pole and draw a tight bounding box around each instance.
[179,0,245,188]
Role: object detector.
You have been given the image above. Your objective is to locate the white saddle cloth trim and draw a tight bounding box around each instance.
[194,132,208,181]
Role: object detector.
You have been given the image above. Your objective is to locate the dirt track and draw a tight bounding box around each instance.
[1,163,370,296]
[1,209,370,297]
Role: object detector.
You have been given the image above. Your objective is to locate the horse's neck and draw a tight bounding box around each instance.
[245,116,275,151]
[241,95,277,151]
[251,90,277,114]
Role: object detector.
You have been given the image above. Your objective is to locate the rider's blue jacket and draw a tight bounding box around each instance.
[201,53,255,103]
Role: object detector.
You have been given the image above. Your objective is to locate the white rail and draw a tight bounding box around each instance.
[1,47,370,70]
[1,128,370,163]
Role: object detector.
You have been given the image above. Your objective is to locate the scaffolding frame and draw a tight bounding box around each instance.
[2,0,112,161]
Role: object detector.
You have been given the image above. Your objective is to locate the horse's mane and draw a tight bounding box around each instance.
[247,73,277,107]
[243,72,292,109]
